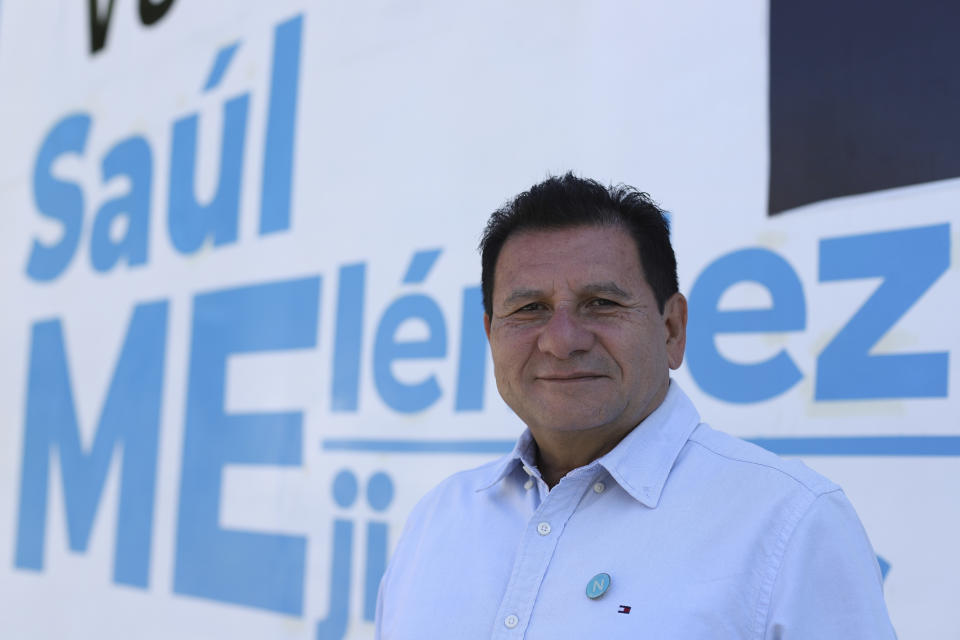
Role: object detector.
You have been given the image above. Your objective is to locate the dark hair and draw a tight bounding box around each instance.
[480,173,678,316]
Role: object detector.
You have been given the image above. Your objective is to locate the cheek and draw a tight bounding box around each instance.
[491,343,522,378]
[628,342,668,382]
[490,333,534,382]
[609,334,662,377]
[491,353,523,407]
[491,326,537,356]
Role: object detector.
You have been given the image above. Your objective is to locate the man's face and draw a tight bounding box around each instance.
[484,225,687,438]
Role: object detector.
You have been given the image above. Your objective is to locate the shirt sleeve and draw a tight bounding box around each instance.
[374,516,402,640]
[763,489,897,639]
[373,569,387,640]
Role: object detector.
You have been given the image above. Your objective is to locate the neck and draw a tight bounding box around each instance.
[531,380,671,489]
[534,424,635,488]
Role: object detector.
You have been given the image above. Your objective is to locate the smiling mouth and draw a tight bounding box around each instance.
[537,374,606,382]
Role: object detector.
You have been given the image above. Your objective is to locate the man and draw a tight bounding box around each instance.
[375,174,896,638]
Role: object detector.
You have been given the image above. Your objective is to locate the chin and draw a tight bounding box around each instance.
[525,408,617,434]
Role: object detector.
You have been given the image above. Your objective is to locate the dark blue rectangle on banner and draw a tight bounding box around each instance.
[768,0,960,214]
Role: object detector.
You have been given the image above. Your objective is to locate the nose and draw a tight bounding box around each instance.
[537,306,594,359]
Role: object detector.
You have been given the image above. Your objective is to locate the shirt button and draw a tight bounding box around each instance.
[504,614,519,628]
[524,479,534,491]
[537,521,552,536]
[593,481,606,494]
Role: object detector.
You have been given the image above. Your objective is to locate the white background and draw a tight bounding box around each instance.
[1,1,957,638]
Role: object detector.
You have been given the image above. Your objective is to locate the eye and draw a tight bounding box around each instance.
[515,302,545,313]
[587,298,618,307]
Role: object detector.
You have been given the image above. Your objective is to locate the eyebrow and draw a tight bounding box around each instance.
[501,282,632,307]
[502,288,544,307]
[582,282,632,299]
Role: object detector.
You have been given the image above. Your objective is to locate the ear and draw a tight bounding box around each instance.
[663,293,687,370]
[484,313,492,340]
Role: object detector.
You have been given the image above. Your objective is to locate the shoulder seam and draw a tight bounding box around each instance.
[686,435,837,498]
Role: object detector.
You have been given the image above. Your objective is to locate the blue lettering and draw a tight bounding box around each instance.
[817,224,950,399]
[373,249,447,413]
[687,248,805,403]
[15,302,168,587]
[26,113,90,281]
[877,555,891,582]
[29,14,306,276]
[317,470,357,639]
[260,15,303,235]
[201,42,239,92]
[455,285,486,411]
[167,41,249,254]
[174,277,320,615]
[363,472,393,621]
[90,136,152,272]
[331,263,366,412]
[316,470,394,638]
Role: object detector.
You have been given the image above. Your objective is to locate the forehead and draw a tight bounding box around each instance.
[493,225,646,295]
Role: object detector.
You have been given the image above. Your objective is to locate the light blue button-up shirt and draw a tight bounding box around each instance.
[376,383,896,638]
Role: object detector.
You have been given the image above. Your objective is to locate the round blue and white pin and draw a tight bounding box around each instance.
[585,573,611,599]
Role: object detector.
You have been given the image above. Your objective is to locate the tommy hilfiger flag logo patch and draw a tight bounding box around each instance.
[618,605,631,614]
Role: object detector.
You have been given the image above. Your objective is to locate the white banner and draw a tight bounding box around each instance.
[0,1,956,638]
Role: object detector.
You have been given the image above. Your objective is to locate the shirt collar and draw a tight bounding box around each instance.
[475,381,702,507]
[595,381,701,507]
[475,428,540,491]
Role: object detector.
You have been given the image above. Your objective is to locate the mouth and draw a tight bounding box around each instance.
[537,374,606,383]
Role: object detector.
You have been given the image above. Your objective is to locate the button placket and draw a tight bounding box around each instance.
[490,471,595,639]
